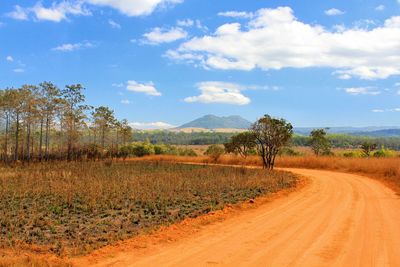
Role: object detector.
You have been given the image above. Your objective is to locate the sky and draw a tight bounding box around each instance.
[0,0,400,129]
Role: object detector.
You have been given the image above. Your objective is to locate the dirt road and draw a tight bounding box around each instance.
[84,169,400,267]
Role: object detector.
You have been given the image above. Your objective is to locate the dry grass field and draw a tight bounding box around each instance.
[0,161,296,259]
[136,154,400,194]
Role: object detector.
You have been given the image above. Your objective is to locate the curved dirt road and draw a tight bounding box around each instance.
[85,169,400,267]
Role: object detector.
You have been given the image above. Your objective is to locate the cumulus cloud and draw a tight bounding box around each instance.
[129,121,175,130]
[184,82,251,105]
[6,56,14,62]
[120,99,130,104]
[372,109,384,113]
[143,27,187,44]
[108,19,121,29]
[126,81,161,96]
[167,7,400,80]
[344,87,381,95]
[325,8,345,16]
[7,2,91,22]
[84,0,183,16]
[52,42,94,52]
[13,68,25,73]
[218,11,253,19]
[375,5,385,11]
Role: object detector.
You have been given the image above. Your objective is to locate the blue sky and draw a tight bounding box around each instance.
[1,0,400,128]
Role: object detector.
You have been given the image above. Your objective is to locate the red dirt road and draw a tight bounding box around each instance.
[80,169,400,267]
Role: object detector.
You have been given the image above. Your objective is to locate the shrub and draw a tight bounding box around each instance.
[132,142,155,157]
[373,147,396,158]
[205,145,225,162]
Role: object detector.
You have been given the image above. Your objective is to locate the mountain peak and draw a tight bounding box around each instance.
[179,115,252,129]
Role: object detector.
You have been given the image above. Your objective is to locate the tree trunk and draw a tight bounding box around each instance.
[39,118,43,161]
[26,122,31,162]
[45,114,50,161]
[14,112,19,162]
[4,113,9,163]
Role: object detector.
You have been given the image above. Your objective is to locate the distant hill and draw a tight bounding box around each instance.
[179,115,252,130]
[295,127,400,137]
[350,129,400,137]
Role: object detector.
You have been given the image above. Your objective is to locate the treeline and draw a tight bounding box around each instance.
[133,131,236,145]
[133,131,400,150]
[0,82,133,163]
[291,134,400,150]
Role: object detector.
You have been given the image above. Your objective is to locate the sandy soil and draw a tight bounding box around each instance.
[76,168,400,267]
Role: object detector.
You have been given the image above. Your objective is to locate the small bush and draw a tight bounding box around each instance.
[132,142,155,157]
[373,147,396,158]
[205,145,225,162]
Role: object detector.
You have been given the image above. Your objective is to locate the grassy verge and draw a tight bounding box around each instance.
[0,161,296,257]
[134,155,400,194]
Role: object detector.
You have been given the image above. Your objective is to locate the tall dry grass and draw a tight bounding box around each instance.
[135,154,400,193]
[0,161,295,256]
[276,156,400,193]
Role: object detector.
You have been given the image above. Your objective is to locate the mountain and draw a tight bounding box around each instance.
[179,115,252,130]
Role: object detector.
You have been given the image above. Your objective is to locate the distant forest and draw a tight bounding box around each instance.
[133,131,400,150]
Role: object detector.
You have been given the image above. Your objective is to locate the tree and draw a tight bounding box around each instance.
[361,142,377,157]
[119,119,133,145]
[92,106,116,149]
[39,82,62,161]
[61,84,89,161]
[310,129,332,156]
[251,115,293,170]
[224,132,256,158]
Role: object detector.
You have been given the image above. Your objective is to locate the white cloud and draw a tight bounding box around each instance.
[184,82,251,105]
[126,81,161,96]
[84,0,183,16]
[7,2,91,22]
[108,19,121,29]
[120,99,130,104]
[177,19,194,27]
[195,19,208,31]
[52,42,94,52]
[394,82,400,87]
[218,11,253,19]
[375,5,385,11]
[7,5,29,20]
[325,8,345,16]
[373,107,400,112]
[32,2,91,22]
[13,68,25,73]
[6,56,14,62]
[129,121,175,130]
[112,83,124,87]
[344,87,381,95]
[143,27,187,44]
[168,7,400,80]
[7,0,181,22]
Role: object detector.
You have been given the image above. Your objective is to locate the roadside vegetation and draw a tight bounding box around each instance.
[0,161,297,256]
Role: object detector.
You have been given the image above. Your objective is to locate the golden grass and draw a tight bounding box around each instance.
[134,154,400,193]
[0,161,296,258]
